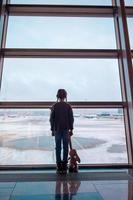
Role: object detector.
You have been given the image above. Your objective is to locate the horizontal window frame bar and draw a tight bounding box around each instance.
[0,164,130,171]
[0,101,126,109]
[7,5,114,17]
[126,6,133,17]
[6,5,133,17]
[2,48,119,58]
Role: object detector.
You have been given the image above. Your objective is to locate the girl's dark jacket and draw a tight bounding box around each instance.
[50,101,74,132]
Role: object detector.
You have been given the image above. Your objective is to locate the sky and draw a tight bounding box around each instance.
[1,58,122,101]
[1,1,133,101]
[11,0,112,5]
[6,17,116,49]
[128,18,133,49]
[10,0,133,6]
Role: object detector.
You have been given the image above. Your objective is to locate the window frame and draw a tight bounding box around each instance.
[0,0,133,169]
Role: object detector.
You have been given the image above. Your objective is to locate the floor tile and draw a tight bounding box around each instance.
[10,192,103,200]
[0,188,13,200]
[0,188,13,196]
[12,182,55,195]
[0,182,16,188]
[12,181,96,196]
[92,180,128,185]
[95,183,128,200]
[0,197,10,200]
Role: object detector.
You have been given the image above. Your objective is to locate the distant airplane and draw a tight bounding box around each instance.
[74,114,80,118]
[83,114,97,119]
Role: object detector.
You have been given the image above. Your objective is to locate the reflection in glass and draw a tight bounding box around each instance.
[55,180,81,200]
[10,0,112,5]
[6,17,116,49]
[1,59,121,101]
[0,109,128,165]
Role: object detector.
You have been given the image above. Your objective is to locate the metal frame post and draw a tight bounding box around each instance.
[0,0,9,92]
[113,0,133,165]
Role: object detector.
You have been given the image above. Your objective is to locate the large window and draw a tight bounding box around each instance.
[0,109,127,165]
[0,59,121,101]
[6,17,116,49]
[0,0,133,167]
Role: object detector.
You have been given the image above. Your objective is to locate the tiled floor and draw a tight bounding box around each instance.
[0,170,133,200]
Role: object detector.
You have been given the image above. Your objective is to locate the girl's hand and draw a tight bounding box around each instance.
[68,130,73,136]
[51,131,55,136]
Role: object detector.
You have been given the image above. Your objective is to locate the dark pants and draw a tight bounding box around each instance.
[55,130,69,163]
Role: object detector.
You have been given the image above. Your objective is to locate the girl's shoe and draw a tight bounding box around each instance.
[61,161,68,174]
[56,162,62,174]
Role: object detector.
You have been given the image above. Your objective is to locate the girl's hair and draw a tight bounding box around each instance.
[56,89,67,101]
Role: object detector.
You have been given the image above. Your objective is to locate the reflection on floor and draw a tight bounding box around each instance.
[0,169,133,200]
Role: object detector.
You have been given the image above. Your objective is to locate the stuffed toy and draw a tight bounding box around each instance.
[68,138,81,172]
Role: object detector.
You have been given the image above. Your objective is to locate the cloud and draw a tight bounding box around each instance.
[0,59,122,101]
[6,17,116,49]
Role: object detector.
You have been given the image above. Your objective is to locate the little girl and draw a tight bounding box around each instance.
[50,89,74,173]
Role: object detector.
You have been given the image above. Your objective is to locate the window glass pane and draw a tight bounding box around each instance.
[125,0,133,6]
[6,17,116,49]
[10,0,112,5]
[0,109,127,165]
[0,59,122,101]
[127,18,133,49]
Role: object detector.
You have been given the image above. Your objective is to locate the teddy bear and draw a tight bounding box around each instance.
[68,149,81,172]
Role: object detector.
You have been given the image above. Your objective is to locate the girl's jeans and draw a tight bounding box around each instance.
[55,130,69,163]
